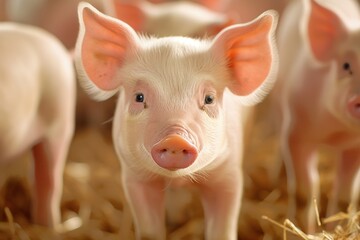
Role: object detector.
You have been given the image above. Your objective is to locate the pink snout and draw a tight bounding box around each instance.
[151,134,198,170]
[348,96,360,119]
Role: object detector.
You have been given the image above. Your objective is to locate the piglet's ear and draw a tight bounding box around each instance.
[75,2,138,100]
[307,0,346,62]
[104,0,146,32]
[211,10,278,105]
[197,0,221,11]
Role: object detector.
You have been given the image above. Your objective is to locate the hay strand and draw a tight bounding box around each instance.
[262,202,360,240]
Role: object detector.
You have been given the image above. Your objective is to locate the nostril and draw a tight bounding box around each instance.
[348,96,360,119]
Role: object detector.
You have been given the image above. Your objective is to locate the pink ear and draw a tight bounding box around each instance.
[78,3,138,91]
[197,0,222,10]
[110,0,146,32]
[308,0,346,62]
[211,11,278,97]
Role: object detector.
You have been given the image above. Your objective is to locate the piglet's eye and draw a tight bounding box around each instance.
[204,95,215,105]
[135,93,145,103]
[343,62,353,75]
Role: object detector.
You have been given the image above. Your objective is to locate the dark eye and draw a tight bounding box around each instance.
[343,62,350,70]
[343,62,353,75]
[204,94,215,105]
[135,93,145,103]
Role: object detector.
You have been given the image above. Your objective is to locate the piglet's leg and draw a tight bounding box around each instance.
[327,149,360,217]
[31,138,68,227]
[199,166,241,240]
[122,173,166,240]
[284,126,319,233]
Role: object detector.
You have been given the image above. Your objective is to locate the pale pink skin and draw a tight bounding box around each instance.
[3,0,113,128]
[0,23,76,226]
[223,0,289,23]
[5,0,104,49]
[275,0,360,232]
[75,3,278,239]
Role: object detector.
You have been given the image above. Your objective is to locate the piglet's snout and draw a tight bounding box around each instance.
[151,134,198,170]
[348,95,360,119]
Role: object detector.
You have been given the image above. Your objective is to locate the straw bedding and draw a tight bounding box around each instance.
[0,100,358,240]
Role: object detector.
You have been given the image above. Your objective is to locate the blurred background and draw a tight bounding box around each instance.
[0,0,358,239]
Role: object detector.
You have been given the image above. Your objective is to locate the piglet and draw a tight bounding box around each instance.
[5,0,105,49]
[223,0,289,23]
[75,3,278,239]
[0,23,76,226]
[140,0,289,25]
[274,0,360,232]
[103,0,231,37]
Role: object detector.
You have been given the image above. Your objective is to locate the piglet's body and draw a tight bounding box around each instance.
[0,23,75,226]
[5,0,105,49]
[75,3,278,239]
[275,0,360,232]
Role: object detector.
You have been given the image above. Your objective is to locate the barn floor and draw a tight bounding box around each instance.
[0,99,358,240]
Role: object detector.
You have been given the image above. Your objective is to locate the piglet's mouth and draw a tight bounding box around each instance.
[151,134,198,171]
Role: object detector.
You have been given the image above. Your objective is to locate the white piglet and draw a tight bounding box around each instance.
[75,3,278,239]
[275,0,360,232]
[0,23,76,226]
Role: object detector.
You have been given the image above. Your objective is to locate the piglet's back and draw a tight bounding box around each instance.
[0,23,75,161]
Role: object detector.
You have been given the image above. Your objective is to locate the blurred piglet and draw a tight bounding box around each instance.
[0,23,76,226]
[139,0,289,24]
[5,0,104,49]
[75,2,278,239]
[103,0,231,37]
[3,0,116,130]
[223,0,289,23]
[275,0,360,232]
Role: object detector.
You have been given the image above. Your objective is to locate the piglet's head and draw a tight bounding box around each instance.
[75,3,278,177]
[75,2,278,104]
[304,0,360,124]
